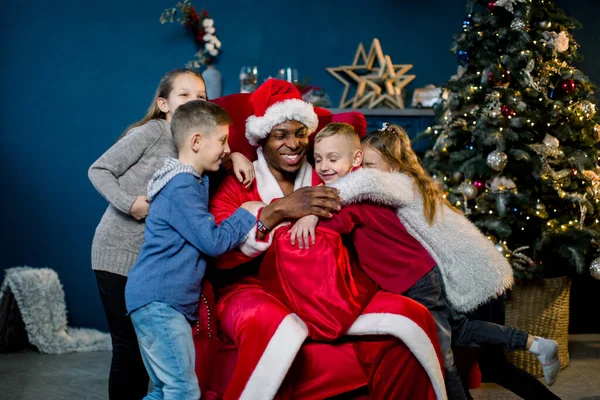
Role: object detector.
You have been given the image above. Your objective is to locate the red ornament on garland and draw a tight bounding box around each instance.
[501,105,516,117]
[487,1,497,12]
[473,180,484,191]
[559,79,576,95]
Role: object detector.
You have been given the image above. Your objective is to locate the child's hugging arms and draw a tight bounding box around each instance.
[222,152,255,188]
[290,215,319,249]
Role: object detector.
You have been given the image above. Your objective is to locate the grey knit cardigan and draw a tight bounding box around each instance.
[330,169,514,313]
[88,119,177,276]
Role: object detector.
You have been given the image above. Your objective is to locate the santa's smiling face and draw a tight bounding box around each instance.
[262,119,309,177]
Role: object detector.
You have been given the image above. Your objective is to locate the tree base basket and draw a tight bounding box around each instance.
[505,277,571,377]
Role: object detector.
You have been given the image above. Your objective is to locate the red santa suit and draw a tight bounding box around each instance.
[195,79,447,400]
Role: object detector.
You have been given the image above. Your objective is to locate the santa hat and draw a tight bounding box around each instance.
[245,79,319,146]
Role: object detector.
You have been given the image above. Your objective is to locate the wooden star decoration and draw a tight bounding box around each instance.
[326,38,416,109]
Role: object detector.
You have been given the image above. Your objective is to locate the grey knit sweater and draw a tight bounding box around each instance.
[89,119,177,276]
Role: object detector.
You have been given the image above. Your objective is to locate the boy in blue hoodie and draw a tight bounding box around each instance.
[125,100,256,399]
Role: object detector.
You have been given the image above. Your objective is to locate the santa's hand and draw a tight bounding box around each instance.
[280,186,341,220]
[290,215,319,249]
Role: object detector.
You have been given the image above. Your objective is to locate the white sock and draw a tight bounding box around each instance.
[528,337,560,386]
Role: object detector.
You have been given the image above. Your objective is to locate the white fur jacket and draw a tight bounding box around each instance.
[330,169,514,313]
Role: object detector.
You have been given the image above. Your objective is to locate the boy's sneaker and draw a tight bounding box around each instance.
[528,337,560,386]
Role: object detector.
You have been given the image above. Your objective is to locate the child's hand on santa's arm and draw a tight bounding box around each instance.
[224,152,255,188]
[290,215,319,249]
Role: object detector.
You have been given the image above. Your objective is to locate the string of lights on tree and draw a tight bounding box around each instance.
[422,0,600,279]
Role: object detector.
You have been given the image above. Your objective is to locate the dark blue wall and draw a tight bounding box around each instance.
[1,0,598,330]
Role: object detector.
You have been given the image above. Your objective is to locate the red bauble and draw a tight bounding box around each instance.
[501,105,515,117]
[473,180,484,191]
[487,1,497,11]
[559,79,576,95]
[487,71,495,84]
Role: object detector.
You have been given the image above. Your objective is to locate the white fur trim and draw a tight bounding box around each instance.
[240,314,308,400]
[331,169,514,313]
[347,313,447,400]
[246,99,319,146]
[331,168,416,207]
[254,148,313,205]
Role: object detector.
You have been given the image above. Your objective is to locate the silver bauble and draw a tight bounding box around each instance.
[453,171,464,182]
[540,21,552,29]
[536,203,546,210]
[577,100,596,116]
[487,151,508,172]
[461,184,478,199]
[590,258,600,280]
[495,242,509,256]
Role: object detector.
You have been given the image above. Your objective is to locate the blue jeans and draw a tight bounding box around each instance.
[130,301,200,400]
[403,266,528,400]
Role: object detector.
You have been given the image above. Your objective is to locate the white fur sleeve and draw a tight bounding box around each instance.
[330,169,416,207]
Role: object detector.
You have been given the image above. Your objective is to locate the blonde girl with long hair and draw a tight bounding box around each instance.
[348,124,561,398]
[89,68,254,399]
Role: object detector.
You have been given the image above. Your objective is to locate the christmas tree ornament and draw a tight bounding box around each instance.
[460,181,478,199]
[501,105,516,117]
[559,79,576,95]
[487,1,497,12]
[487,176,517,192]
[543,134,560,149]
[511,18,528,31]
[590,258,600,280]
[495,0,527,13]
[495,241,509,256]
[594,124,600,142]
[542,31,570,53]
[453,171,464,182]
[577,100,596,117]
[487,150,509,172]
[473,180,485,191]
[536,202,546,211]
[539,21,552,29]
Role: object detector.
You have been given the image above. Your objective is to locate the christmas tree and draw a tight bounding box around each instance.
[422,0,600,279]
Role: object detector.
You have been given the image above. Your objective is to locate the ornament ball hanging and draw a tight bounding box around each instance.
[501,105,515,117]
[487,1,497,12]
[487,150,509,172]
[559,79,576,95]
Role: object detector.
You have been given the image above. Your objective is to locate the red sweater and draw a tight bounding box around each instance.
[320,203,436,295]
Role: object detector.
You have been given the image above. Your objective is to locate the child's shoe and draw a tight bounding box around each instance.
[528,337,560,386]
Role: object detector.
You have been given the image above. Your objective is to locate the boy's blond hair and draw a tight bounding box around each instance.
[314,122,361,151]
[171,100,232,151]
